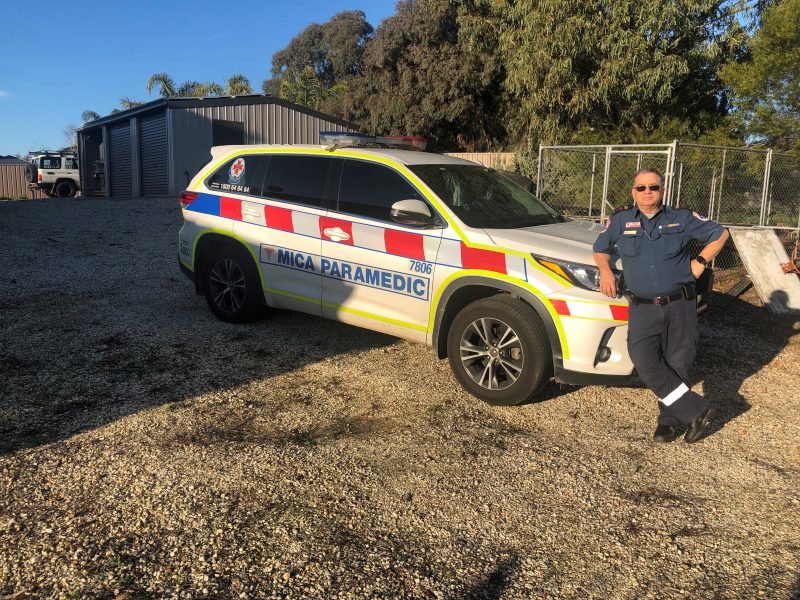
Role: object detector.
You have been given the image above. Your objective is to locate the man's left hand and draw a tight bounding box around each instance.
[691,259,705,279]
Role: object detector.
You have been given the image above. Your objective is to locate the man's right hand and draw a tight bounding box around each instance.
[598,269,618,298]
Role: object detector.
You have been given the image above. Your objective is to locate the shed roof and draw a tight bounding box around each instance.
[77,94,357,132]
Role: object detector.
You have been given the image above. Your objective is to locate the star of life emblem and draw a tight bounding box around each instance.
[228,158,246,184]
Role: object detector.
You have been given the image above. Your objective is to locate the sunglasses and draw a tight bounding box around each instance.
[634,184,661,192]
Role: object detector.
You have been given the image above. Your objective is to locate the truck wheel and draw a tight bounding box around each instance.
[55,181,76,198]
[447,296,551,406]
[201,244,263,323]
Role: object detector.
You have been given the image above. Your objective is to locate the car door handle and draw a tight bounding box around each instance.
[323,227,350,242]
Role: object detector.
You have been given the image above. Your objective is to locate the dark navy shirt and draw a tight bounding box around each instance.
[592,204,725,297]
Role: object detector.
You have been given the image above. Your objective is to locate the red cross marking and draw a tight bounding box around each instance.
[232,160,243,176]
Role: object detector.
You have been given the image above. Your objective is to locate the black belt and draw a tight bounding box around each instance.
[626,284,696,306]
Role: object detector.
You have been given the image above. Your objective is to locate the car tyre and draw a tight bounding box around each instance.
[202,244,263,323]
[55,181,76,198]
[447,295,551,406]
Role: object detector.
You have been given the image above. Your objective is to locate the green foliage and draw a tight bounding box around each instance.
[722,0,800,153]
[464,0,748,146]
[270,10,373,86]
[146,72,176,97]
[119,97,145,109]
[340,0,507,151]
[81,110,101,124]
[278,66,346,111]
[225,74,253,95]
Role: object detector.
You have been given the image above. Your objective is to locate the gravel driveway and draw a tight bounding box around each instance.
[1,196,798,599]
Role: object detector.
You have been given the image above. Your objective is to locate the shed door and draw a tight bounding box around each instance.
[109,124,132,196]
[140,114,168,196]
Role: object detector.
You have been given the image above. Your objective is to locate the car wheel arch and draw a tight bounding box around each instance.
[432,276,563,364]
[194,233,264,298]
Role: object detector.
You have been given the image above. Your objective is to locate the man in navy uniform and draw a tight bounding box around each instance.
[593,168,730,443]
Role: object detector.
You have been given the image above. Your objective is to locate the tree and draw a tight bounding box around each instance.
[62,125,77,150]
[119,97,145,109]
[278,66,345,110]
[175,80,224,97]
[462,0,748,146]
[270,10,373,87]
[225,74,253,95]
[81,110,101,124]
[340,0,508,151]
[722,0,800,152]
[146,72,176,97]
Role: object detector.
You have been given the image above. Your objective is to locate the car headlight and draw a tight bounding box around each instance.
[533,255,621,292]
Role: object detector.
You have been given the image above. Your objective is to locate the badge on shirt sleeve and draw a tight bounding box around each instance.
[692,211,709,221]
[601,217,610,232]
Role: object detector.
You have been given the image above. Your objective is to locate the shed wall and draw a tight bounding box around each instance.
[0,165,48,199]
[168,104,351,195]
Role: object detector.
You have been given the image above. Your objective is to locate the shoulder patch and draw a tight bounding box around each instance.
[601,217,610,233]
[614,205,628,214]
[692,211,710,222]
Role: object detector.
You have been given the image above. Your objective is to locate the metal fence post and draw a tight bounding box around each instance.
[760,149,773,226]
[536,144,544,200]
[600,145,612,220]
[588,153,597,219]
[665,140,679,207]
[716,149,727,221]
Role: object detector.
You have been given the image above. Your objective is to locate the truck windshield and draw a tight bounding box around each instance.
[409,164,562,229]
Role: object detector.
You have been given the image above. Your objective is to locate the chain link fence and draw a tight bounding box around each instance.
[537,143,800,277]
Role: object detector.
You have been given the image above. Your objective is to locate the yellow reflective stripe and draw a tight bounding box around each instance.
[321,301,427,332]
[192,228,267,291]
[191,149,570,288]
[526,257,572,287]
[266,287,426,332]
[427,269,570,360]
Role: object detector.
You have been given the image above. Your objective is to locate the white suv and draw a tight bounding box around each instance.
[26,152,80,197]
[178,134,638,405]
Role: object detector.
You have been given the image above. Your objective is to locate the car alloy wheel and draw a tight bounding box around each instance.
[459,317,523,391]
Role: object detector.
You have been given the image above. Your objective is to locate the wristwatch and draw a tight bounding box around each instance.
[695,255,709,268]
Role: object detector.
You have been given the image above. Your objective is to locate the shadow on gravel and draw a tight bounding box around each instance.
[457,554,520,600]
[694,293,800,442]
[0,198,398,453]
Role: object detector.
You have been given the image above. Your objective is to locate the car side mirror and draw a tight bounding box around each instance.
[390,199,442,228]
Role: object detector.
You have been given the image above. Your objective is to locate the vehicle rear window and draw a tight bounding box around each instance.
[65,157,78,170]
[262,155,331,208]
[337,159,423,221]
[40,157,61,169]
[207,155,269,196]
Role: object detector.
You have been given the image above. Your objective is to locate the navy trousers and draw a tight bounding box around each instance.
[627,298,710,427]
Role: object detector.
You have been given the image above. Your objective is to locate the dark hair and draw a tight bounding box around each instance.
[632,168,664,185]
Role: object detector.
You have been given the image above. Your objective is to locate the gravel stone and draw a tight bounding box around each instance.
[0,196,798,599]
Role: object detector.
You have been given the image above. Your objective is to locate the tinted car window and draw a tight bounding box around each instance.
[207,155,268,195]
[410,164,561,228]
[262,155,331,207]
[338,159,423,221]
[65,157,78,169]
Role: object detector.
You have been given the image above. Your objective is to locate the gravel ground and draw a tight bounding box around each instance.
[0,196,798,599]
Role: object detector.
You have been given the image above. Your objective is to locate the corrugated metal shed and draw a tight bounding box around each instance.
[77,95,357,198]
[0,157,47,200]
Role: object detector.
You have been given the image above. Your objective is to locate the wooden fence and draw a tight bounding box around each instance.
[0,164,48,199]
[444,152,518,170]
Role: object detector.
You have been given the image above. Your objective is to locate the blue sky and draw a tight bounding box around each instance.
[0,0,398,156]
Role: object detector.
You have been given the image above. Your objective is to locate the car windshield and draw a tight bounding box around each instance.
[409,164,562,229]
